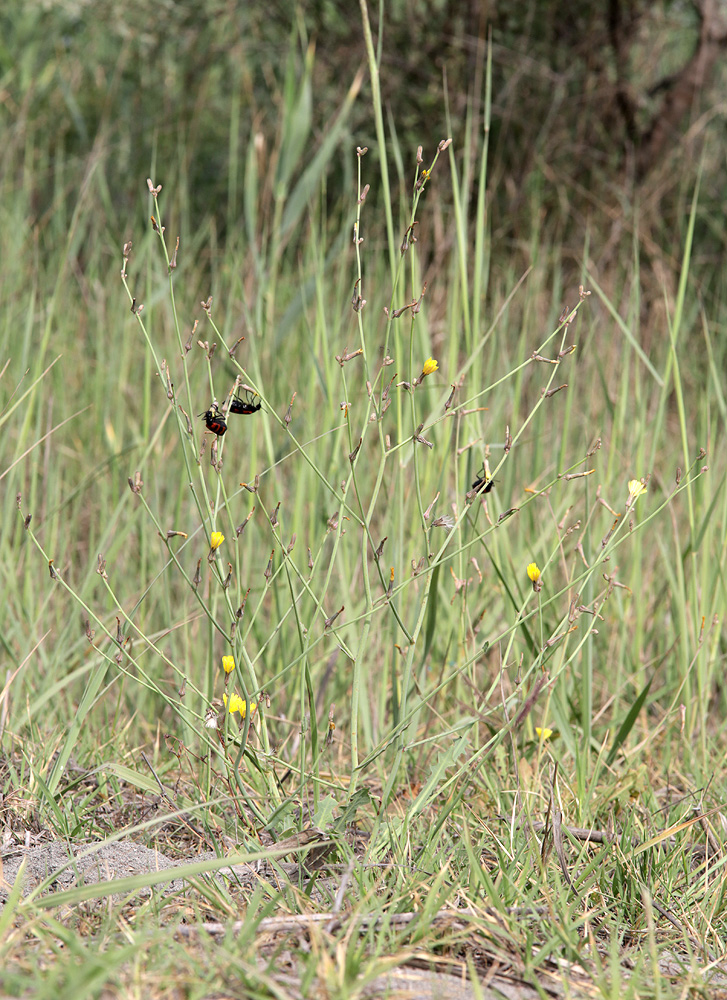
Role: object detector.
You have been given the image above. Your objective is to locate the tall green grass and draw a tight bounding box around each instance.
[1,10,726,999]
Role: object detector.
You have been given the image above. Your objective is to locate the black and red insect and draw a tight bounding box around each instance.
[199,404,227,436]
[229,389,262,415]
[467,466,495,501]
[470,467,496,496]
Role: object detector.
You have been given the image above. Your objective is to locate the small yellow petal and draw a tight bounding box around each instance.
[535,727,553,741]
[627,479,647,502]
[223,693,257,718]
[222,655,235,674]
[210,531,225,550]
[527,562,541,582]
[421,357,439,376]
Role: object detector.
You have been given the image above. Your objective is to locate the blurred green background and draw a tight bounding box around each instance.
[4,0,725,263]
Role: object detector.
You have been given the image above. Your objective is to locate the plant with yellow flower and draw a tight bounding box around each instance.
[223,693,257,719]
[414,357,439,386]
[626,479,648,508]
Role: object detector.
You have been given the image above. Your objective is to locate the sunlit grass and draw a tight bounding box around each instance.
[1,12,726,1000]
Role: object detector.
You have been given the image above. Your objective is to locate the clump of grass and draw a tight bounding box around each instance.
[1,15,726,1000]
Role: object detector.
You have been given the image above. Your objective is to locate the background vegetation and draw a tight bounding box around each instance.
[1,1,726,997]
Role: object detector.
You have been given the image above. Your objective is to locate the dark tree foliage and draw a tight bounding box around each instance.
[2,0,724,291]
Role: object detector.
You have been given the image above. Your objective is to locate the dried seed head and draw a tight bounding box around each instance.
[178,405,193,434]
[284,393,296,426]
[423,492,440,520]
[236,509,255,536]
[432,516,455,530]
[97,554,108,580]
[586,438,601,458]
[184,320,198,355]
[240,591,251,619]
[324,606,344,629]
[411,556,426,576]
[351,277,366,311]
[411,282,427,316]
[400,221,418,255]
[504,425,513,453]
[264,550,274,582]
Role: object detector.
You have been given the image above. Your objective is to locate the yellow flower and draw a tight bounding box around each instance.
[223,693,257,718]
[627,479,647,504]
[222,655,235,674]
[526,562,541,583]
[421,357,439,377]
[535,727,553,741]
[210,531,225,550]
